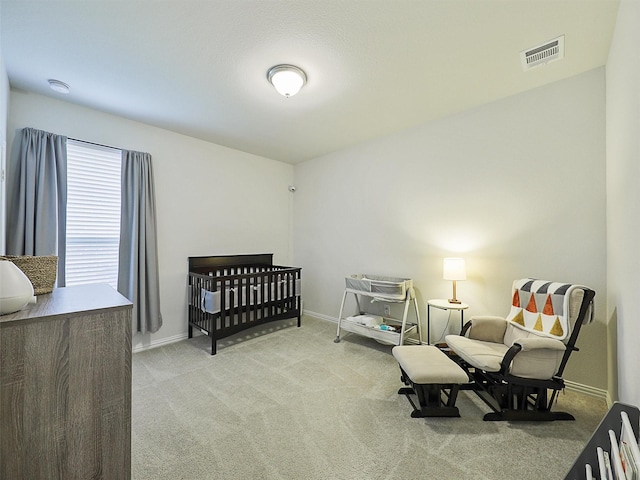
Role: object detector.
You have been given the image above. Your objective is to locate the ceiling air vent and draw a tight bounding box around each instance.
[520,35,564,71]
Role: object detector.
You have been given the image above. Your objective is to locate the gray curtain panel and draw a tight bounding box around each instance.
[118,150,162,334]
[6,127,68,286]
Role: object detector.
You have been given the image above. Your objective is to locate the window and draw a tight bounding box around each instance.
[65,140,122,289]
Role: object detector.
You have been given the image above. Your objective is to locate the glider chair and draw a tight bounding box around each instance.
[445,278,595,421]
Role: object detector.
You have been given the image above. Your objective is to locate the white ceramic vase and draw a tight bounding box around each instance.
[0,260,37,315]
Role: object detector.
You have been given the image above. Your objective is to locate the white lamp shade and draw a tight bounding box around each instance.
[443,257,466,281]
[0,261,37,315]
[267,65,306,97]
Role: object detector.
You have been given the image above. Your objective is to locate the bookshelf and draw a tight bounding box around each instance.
[565,402,640,479]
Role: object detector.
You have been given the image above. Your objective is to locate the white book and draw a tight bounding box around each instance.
[621,411,640,478]
[600,446,610,480]
[620,442,637,480]
[605,450,614,480]
[610,429,627,480]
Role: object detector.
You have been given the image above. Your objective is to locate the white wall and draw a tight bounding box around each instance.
[606,0,640,407]
[7,90,294,350]
[294,68,607,391]
[0,4,9,254]
[0,44,7,136]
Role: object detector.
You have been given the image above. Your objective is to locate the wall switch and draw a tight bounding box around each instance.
[383,304,391,317]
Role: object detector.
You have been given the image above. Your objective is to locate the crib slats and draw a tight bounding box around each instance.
[187,256,301,355]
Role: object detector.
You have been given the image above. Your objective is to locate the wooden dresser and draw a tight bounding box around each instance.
[0,284,133,480]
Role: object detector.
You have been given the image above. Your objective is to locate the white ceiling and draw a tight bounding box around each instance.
[1,0,619,164]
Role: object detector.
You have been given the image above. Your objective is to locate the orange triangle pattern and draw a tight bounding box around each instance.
[533,314,544,331]
[550,317,564,337]
[511,309,525,326]
[526,293,537,313]
[543,295,554,315]
[508,287,568,339]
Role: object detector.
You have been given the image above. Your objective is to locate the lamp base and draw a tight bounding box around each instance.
[448,298,462,304]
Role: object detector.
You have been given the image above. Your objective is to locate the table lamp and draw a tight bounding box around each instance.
[443,257,466,304]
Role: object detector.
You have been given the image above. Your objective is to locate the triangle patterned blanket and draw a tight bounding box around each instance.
[505,278,577,341]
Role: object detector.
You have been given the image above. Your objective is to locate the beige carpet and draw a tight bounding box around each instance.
[132,316,607,480]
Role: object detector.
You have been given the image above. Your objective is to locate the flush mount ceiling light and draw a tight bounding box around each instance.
[48,79,70,94]
[267,64,306,98]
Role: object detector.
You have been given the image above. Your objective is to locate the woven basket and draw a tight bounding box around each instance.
[0,255,58,295]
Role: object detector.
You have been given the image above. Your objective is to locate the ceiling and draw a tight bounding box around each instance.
[1,1,620,164]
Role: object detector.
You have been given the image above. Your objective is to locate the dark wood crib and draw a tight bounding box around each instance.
[188,254,302,355]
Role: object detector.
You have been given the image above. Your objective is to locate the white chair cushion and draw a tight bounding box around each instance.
[467,316,508,343]
[509,346,565,379]
[444,335,509,372]
[392,345,469,384]
[446,333,565,379]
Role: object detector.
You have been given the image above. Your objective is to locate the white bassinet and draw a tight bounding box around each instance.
[336,274,420,346]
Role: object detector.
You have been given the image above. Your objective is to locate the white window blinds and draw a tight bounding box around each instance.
[65,139,122,289]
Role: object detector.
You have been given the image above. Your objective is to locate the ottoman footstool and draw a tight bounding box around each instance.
[392,345,469,418]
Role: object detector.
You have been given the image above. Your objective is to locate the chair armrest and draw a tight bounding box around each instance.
[500,338,566,375]
[513,337,566,352]
[466,316,508,343]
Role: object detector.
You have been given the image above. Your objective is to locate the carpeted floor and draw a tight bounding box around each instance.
[131,316,607,480]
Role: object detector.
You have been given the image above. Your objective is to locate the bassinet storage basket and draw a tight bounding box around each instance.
[0,255,58,295]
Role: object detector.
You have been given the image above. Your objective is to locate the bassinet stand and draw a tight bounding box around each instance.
[334,284,421,346]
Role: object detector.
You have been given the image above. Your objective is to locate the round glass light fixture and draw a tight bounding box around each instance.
[48,79,70,94]
[267,64,306,98]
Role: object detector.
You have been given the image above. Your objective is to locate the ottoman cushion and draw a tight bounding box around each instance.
[392,345,468,384]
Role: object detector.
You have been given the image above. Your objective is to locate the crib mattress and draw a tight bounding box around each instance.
[345,274,413,300]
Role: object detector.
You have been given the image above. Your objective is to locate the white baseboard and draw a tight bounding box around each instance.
[132,333,189,353]
[605,391,615,408]
[303,309,336,323]
[305,310,611,402]
[564,380,609,402]
[134,311,309,354]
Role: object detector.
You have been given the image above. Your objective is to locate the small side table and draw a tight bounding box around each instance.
[427,299,469,345]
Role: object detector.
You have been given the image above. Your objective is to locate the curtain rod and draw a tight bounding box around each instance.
[68,137,121,151]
